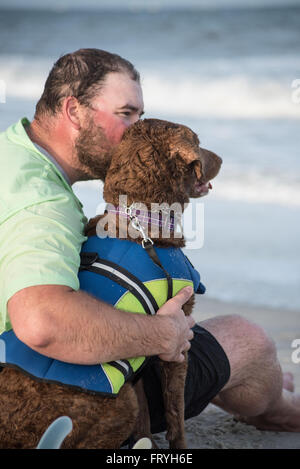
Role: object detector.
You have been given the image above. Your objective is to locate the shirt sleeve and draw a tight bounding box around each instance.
[0,202,87,333]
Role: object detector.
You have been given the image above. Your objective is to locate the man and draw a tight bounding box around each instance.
[1,49,299,435]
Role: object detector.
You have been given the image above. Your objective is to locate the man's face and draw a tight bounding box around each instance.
[75,72,144,180]
[89,72,144,145]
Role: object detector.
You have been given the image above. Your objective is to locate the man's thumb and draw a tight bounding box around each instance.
[175,286,194,304]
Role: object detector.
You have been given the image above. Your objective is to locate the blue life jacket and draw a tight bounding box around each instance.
[0,236,205,397]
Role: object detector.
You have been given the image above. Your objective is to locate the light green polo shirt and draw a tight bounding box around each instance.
[0,118,88,333]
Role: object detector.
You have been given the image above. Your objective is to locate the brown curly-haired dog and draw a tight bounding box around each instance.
[0,119,222,449]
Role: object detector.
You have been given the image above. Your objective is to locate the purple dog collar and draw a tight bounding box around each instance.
[105,205,176,231]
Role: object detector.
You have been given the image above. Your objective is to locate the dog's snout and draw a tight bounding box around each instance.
[199,148,222,182]
[216,154,223,169]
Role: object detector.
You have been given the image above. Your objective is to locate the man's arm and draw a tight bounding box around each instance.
[8,284,195,365]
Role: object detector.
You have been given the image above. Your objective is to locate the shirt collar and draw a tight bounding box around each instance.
[33,142,71,186]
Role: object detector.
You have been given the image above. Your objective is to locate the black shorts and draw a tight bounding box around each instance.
[142,324,231,434]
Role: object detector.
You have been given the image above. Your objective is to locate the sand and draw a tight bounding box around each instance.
[153,297,300,449]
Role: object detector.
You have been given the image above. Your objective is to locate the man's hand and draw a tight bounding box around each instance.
[156,286,195,363]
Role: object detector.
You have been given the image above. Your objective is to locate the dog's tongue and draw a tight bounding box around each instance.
[195,181,212,194]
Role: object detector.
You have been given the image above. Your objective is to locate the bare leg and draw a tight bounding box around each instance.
[282,372,294,392]
[198,314,300,432]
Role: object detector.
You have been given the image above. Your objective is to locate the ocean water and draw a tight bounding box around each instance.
[0,4,299,311]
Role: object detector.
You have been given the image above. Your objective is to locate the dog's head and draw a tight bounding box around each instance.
[104,118,222,207]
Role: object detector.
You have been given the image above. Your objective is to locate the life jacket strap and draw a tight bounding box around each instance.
[142,241,173,301]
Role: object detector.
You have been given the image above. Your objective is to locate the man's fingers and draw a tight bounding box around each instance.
[188,328,194,341]
[156,286,196,363]
[179,341,192,362]
[187,315,196,329]
[178,353,185,363]
[184,340,192,352]
[172,286,194,306]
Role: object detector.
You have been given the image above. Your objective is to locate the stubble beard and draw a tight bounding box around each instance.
[74,118,114,181]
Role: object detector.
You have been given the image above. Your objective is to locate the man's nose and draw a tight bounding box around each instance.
[131,114,140,125]
[125,116,139,129]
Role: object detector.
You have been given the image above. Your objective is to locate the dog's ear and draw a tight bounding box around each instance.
[192,160,202,180]
[84,215,101,236]
[169,141,203,180]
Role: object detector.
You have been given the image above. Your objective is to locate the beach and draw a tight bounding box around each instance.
[153,296,300,449]
[0,1,299,450]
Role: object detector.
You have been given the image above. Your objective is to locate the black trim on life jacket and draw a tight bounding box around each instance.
[109,359,134,380]
[79,253,160,316]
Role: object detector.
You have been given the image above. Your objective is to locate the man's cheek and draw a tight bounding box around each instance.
[92,111,128,145]
[106,122,128,145]
[93,112,117,139]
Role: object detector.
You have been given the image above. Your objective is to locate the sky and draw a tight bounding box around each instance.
[0,0,299,9]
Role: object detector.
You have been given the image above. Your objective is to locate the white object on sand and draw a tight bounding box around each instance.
[132,437,153,449]
[36,416,73,449]
[37,416,152,449]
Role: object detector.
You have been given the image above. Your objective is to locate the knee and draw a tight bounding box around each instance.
[227,314,276,361]
[210,315,282,416]
[200,313,279,379]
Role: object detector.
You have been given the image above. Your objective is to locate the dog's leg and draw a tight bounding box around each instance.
[132,378,157,448]
[160,355,188,449]
[159,295,195,449]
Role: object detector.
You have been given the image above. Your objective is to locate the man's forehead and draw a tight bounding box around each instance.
[101,72,142,97]
[94,72,143,108]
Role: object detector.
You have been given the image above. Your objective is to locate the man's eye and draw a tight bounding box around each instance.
[120,111,131,117]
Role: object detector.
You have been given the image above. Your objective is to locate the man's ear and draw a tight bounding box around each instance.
[64,96,81,130]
